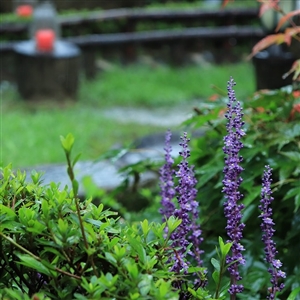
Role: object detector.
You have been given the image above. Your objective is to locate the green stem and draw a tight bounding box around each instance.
[0,232,81,280]
[65,150,99,277]
[65,150,89,250]
[214,258,225,299]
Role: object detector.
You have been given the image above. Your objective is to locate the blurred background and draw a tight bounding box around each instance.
[0,0,297,168]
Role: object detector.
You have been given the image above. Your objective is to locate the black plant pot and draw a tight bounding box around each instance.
[252,45,295,90]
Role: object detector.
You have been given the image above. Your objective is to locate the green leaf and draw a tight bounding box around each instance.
[1,163,13,180]
[166,216,181,235]
[242,204,257,223]
[72,153,82,167]
[41,200,49,219]
[197,158,223,188]
[128,237,147,264]
[138,274,152,296]
[39,247,67,260]
[96,147,131,163]
[104,252,117,265]
[218,236,225,250]
[295,193,300,212]
[0,204,16,218]
[282,185,300,212]
[30,170,42,184]
[218,236,232,258]
[125,261,139,279]
[222,243,232,257]
[243,186,261,206]
[17,254,54,277]
[114,245,126,260]
[60,133,75,153]
[18,207,35,226]
[72,179,79,196]
[279,151,300,162]
[287,286,300,300]
[26,221,46,235]
[187,266,206,273]
[211,258,220,271]
[283,186,300,201]
[0,179,9,196]
[57,218,68,235]
[285,123,300,139]
[129,292,140,300]
[212,270,220,284]
[109,237,120,248]
[3,289,31,300]
[140,219,150,238]
[279,164,295,182]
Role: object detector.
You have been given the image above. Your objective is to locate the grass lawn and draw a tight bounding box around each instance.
[1,62,255,168]
[80,62,254,108]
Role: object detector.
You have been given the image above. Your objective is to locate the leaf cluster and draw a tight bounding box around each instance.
[0,164,182,299]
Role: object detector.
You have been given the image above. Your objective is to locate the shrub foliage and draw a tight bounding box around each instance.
[1,85,299,300]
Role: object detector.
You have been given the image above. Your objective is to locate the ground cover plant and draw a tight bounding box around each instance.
[1,62,254,168]
[1,77,299,299]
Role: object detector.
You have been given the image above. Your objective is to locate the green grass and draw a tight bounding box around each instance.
[1,62,255,168]
[80,62,255,108]
[0,104,167,168]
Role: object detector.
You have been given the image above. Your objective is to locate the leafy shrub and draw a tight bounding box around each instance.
[1,83,299,300]
[0,139,182,299]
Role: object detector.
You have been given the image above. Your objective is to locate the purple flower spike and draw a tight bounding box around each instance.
[222,77,246,296]
[171,132,203,273]
[259,165,286,300]
[160,131,203,277]
[159,129,176,222]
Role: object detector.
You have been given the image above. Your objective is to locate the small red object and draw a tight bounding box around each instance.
[35,29,55,52]
[16,5,33,17]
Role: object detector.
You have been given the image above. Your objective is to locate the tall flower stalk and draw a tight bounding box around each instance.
[159,129,176,222]
[160,131,203,274]
[259,165,286,300]
[172,132,203,272]
[222,77,246,298]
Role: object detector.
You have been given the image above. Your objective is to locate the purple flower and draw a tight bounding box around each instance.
[171,132,203,273]
[159,129,176,222]
[259,165,286,300]
[222,77,246,296]
[160,131,203,274]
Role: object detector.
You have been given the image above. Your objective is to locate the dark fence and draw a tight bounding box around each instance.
[0,7,264,81]
[0,7,259,34]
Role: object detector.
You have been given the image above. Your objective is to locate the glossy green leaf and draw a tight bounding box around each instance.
[72,153,82,168]
[72,179,79,196]
[17,254,53,277]
[60,133,75,153]
[279,151,300,162]
[211,258,220,271]
[287,286,300,300]
[212,270,220,284]
[140,219,150,237]
[138,274,152,296]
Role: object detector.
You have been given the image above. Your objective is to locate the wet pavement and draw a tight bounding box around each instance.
[21,106,191,196]
[22,104,202,196]
[102,105,195,126]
